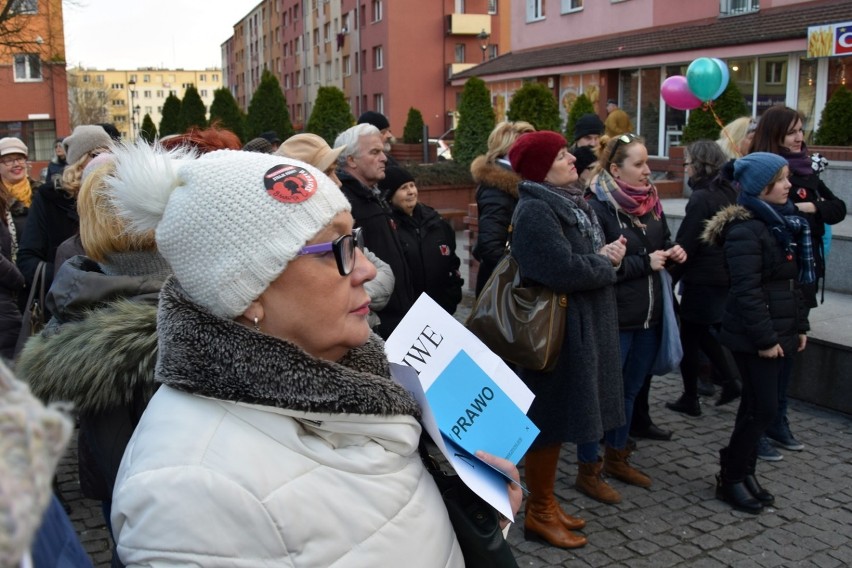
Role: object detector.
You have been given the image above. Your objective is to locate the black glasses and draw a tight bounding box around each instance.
[0,156,27,166]
[297,227,364,276]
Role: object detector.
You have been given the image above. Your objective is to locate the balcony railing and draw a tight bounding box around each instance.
[720,0,758,16]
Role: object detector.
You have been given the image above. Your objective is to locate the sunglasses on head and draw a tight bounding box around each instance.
[608,133,638,167]
[297,227,364,276]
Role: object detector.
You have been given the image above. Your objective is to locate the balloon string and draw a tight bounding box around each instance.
[705,102,740,157]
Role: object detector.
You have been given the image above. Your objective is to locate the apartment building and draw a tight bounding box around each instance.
[66,67,223,139]
[0,0,69,172]
[454,0,852,156]
[222,0,509,137]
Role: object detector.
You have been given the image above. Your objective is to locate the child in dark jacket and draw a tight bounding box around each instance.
[380,166,463,314]
[702,152,811,514]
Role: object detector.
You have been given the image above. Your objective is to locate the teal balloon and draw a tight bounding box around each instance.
[710,58,730,101]
[687,58,724,102]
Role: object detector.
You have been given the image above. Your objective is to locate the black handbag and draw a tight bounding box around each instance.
[14,261,47,358]
[420,444,518,568]
[466,222,567,372]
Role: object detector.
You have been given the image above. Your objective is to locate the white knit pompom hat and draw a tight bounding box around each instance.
[107,142,351,318]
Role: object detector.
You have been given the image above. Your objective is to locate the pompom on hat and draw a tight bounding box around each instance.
[508,131,567,183]
[64,125,113,165]
[733,152,788,196]
[107,143,351,319]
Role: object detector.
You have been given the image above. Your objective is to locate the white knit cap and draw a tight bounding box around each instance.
[107,143,351,318]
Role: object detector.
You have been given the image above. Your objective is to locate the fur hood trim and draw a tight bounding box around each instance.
[701,204,753,246]
[470,156,520,198]
[19,300,159,413]
[156,278,421,418]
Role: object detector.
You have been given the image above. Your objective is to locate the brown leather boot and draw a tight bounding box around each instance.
[526,445,586,530]
[604,445,652,488]
[575,458,622,504]
[524,446,588,549]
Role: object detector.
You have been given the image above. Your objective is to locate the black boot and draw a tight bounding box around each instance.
[666,393,701,416]
[716,448,763,514]
[744,453,775,506]
[716,379,742,407]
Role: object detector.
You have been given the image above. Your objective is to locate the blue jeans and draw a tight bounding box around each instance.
[577,326,661,461]
[30,494,93,568]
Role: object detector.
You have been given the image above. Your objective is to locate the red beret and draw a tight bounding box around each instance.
[508,131,567,183]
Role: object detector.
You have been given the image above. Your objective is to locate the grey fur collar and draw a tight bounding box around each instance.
[701,205,752,246]
[18,300,159,413]
[156,278,421,417]
[470,156,520,198]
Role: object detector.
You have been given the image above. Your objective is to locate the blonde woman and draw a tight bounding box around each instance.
[471,120,535,295]
[716,116,756,160]
[16,125,112,292]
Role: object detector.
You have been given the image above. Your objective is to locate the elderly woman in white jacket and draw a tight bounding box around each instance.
[107,143,520,567]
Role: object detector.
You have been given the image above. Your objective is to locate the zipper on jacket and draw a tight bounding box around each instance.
[644,275,654,329]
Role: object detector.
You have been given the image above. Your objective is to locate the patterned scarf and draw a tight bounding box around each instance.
[737,192,815,284]
[591,170,662,227]
[541,181,605,252]
[1,178,32,207]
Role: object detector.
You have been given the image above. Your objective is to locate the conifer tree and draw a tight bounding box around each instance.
[140,113,158,144]
[179,85,208,131]
[305,86,354,146]
[402,107,425,144]
[682,82,748,143]
[815,86,852,146]
[453,77,495,166]
[566,93,595,142]
[209,87,246,142]
[507,82,562,132]
[159,93,182,137]
[246,70,294,140]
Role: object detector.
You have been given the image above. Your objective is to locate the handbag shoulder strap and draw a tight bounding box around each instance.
[24,261,47,308]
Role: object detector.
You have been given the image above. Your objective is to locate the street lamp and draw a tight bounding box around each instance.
[127,78,137,139]
[477,28,490,62]
[132,105,141,140]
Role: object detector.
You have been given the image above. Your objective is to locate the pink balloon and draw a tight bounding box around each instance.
[661,75,703,111]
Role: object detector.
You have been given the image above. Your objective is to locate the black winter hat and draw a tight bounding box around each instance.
[260,131,281,144]
[357,111,390,131]
[379,166,415,198]
[573,114,604,143]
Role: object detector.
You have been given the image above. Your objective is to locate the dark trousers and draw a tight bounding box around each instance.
[724,352,787,479]
[679,320,739,397]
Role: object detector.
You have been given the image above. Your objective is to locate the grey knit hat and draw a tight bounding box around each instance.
[64,125,113,165]
[733,152,788,196]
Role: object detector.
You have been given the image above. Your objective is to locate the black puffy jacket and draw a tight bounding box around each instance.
[702,205,809,355]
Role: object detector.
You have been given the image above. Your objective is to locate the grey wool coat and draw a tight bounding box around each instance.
[512,181,625,447]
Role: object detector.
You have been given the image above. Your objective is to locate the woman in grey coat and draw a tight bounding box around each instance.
[508,131,626,550]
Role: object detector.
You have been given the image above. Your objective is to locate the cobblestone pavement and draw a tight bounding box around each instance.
[56,293,852,566]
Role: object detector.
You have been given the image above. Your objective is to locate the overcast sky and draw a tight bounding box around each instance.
[63,0,261,70]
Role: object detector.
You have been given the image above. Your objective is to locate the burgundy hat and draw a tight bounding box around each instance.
[508,131,567,183]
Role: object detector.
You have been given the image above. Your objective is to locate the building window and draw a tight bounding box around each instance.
[561,0,583,13]
[324,22,331,42]
[285,74,291,89]
[156,90,164,97]
[374,93,384,114]
[720,0,758,16]
[526,0,545,22]
[199,74,207,81]
[96,75,104,83]
[372,0,382,22]
[212,74,219,81]
[129,74,137,82]
[143,74,151,82]
[10,0,38,14]
[454,0,465,12]
[765,60,785,85]
[488,44,498,60]
[200,89,208,97]
[487,0,497,14]
[373,46,383,70]
[455,44,465,63]
[343,55,351,76]
[13,54,41,81]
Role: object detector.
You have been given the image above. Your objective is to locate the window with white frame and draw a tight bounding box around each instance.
[374,46,383,70]
[526,0,545,22]
[455,44,465,63]
[720,0,758,16]
[561,0,583,13]
[343,55,351,76]
[374,93,384,114]
[13,54,41,81]
[285,74,291,89]
[10,0,37,14]
[487,0,497,14]
[372,0,382,22]
[454,0,465,12]
[764,60,785,85]
[324,22,331,42]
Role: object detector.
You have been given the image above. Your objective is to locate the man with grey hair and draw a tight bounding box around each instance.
[334,124,413,338]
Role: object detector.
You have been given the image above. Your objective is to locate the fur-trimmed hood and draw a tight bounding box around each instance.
[156,277,421,418]
[701,204,753,247]
[470,156,520,198]
[19,300,159,413]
